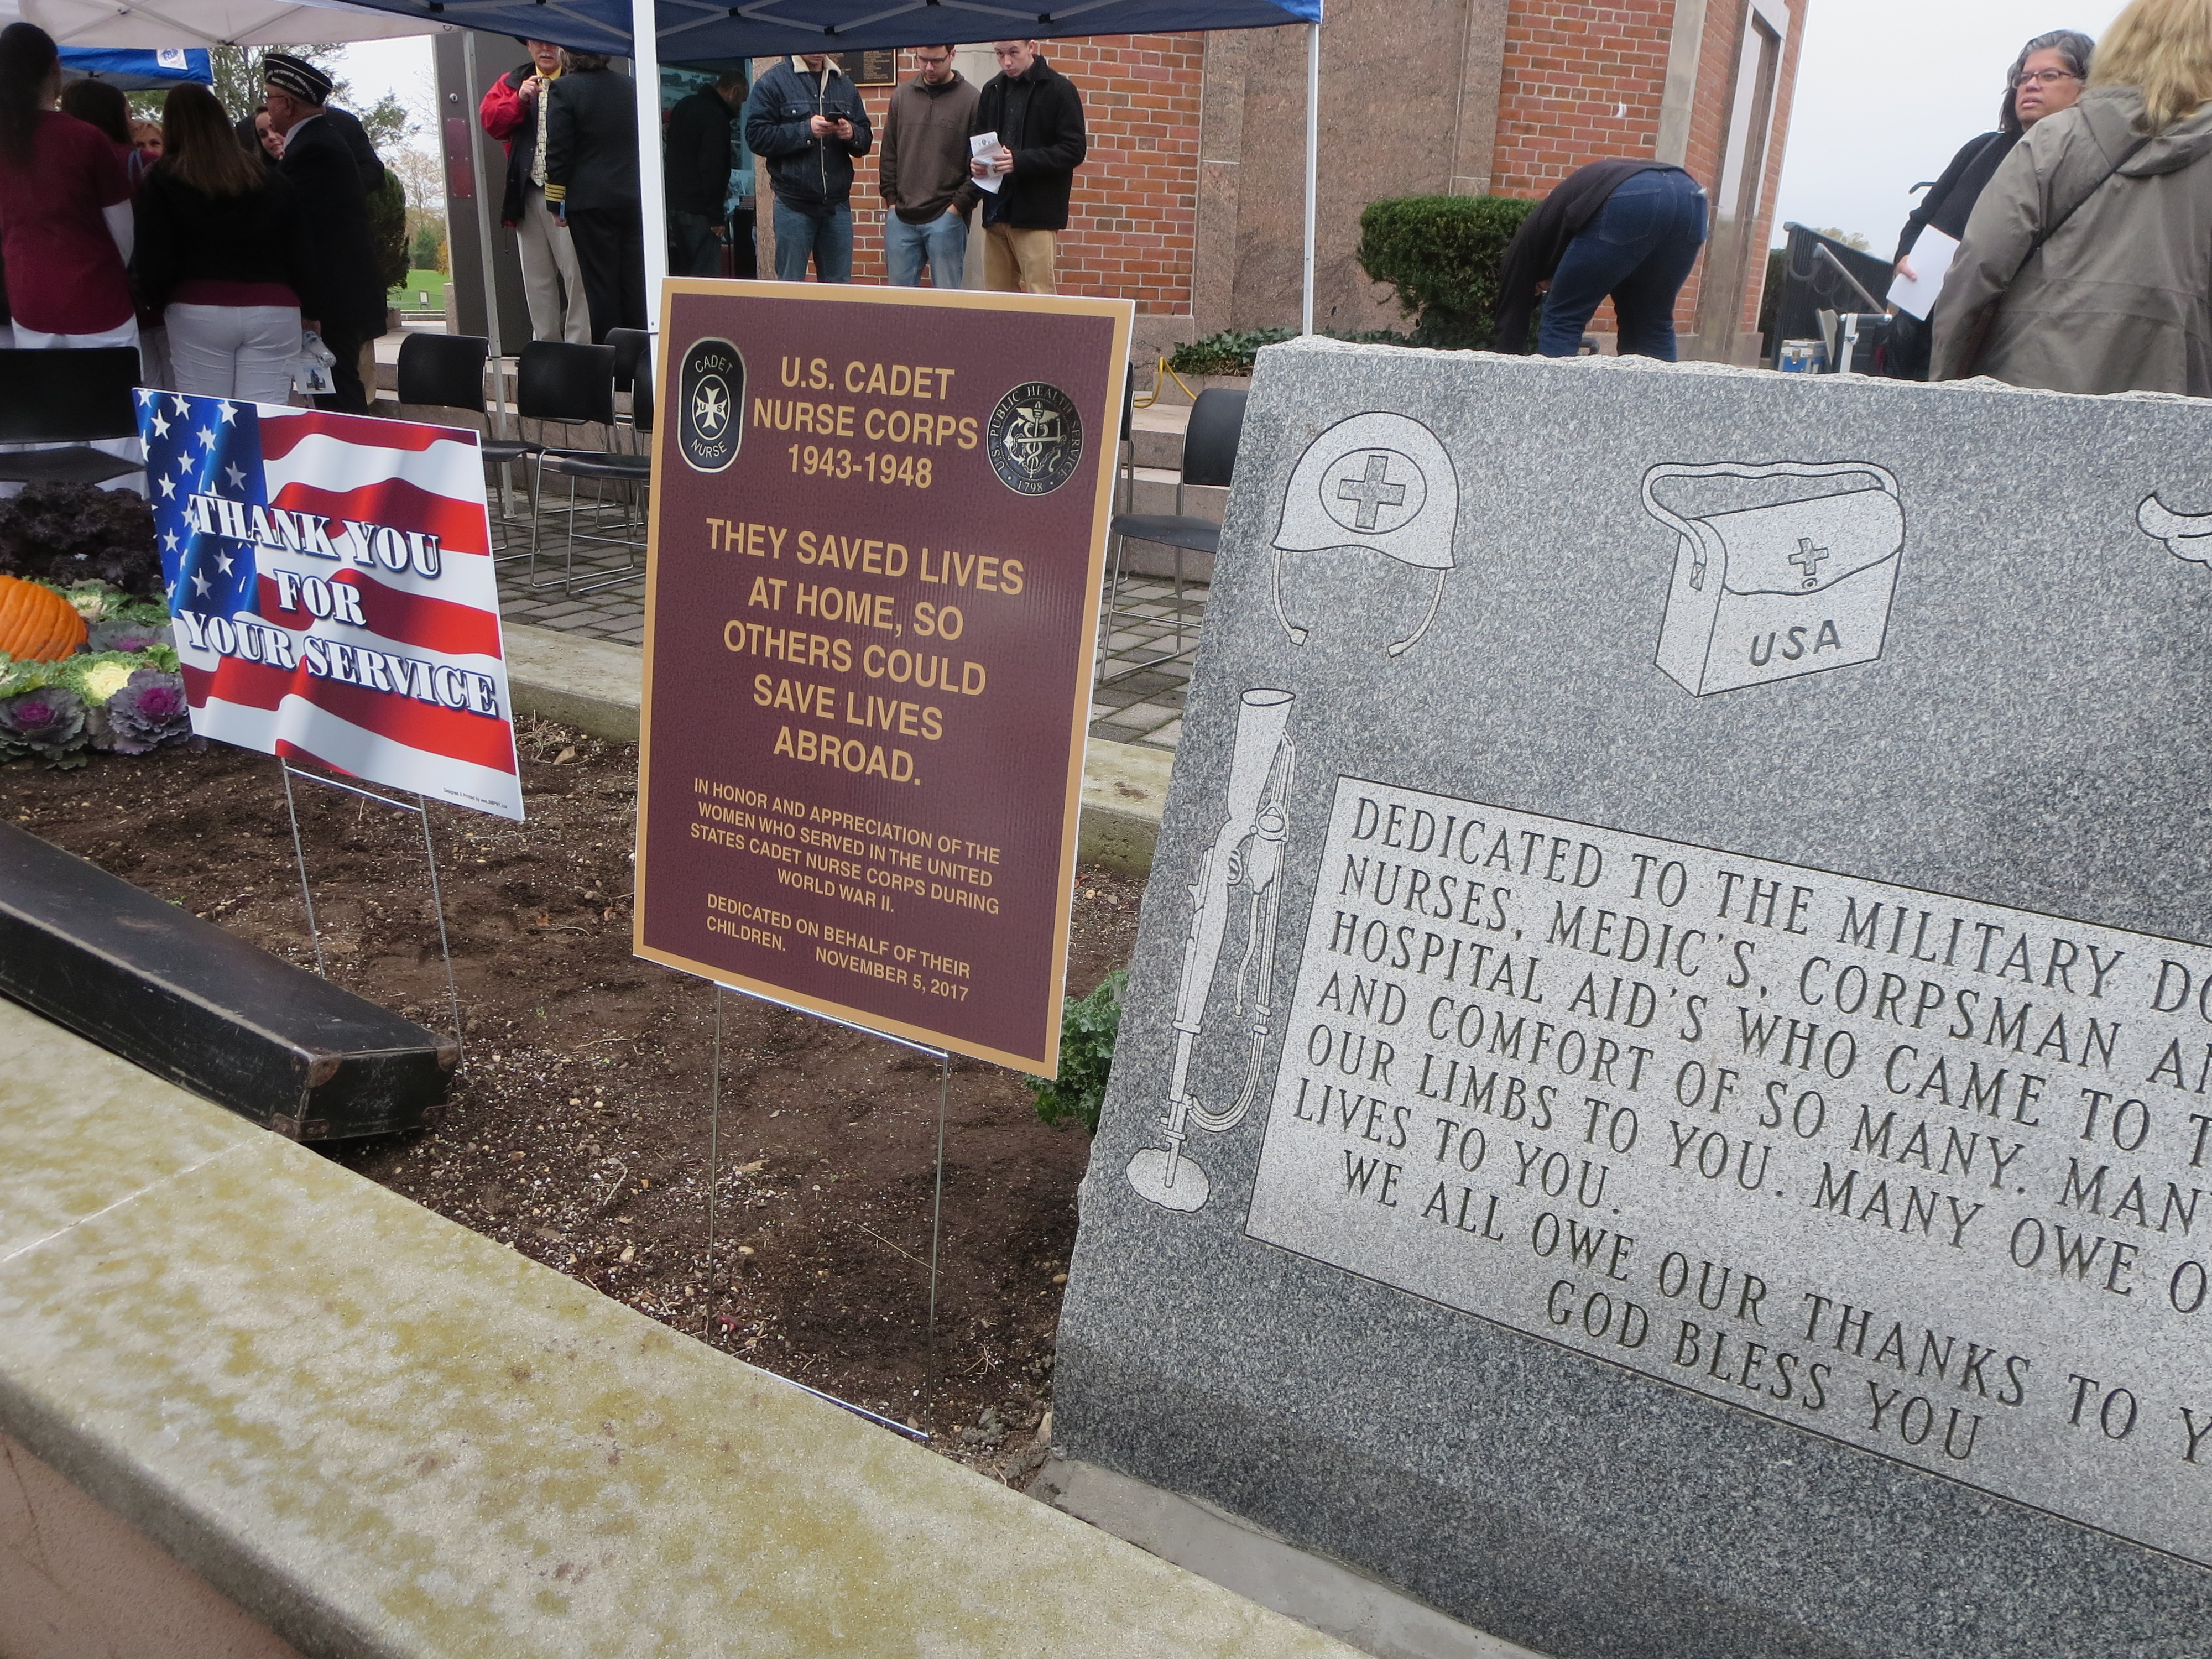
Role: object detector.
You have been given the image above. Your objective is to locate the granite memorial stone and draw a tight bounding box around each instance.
[1057,341,2212,1659]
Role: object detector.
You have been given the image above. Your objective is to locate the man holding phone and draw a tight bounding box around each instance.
[744,52,873,284]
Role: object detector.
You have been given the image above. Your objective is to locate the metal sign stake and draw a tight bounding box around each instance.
[279,759,465,1063]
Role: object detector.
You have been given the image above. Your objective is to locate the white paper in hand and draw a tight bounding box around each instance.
[1886,227,1957,321]
[969,131,1004,194]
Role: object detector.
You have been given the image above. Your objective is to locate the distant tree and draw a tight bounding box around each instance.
[367,171,409,291]
[1808,226,1872,252]
[357,91,411,153]
[389,144,446,215]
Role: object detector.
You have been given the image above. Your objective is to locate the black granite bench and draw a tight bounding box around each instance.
[0,822,452,1140]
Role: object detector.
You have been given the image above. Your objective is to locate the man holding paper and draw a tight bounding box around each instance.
[1883,29,2093,376]
[966,40,1086,294]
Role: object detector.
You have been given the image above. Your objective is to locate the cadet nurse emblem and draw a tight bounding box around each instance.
[677,337,744,473]
[987,380,1083,496]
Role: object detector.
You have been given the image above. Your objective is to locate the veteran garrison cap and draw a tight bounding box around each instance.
[263,52,334,106]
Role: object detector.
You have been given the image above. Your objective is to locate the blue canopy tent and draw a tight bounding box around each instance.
[59,45,214,86]
[352,0,1324,349]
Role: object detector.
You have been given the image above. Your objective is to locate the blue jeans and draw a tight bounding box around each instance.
[1538,169,1708,361]
[885,209,967,288]
[773,199,853,283]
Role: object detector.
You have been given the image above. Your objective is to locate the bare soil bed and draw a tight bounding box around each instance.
[2,719,1144,1477]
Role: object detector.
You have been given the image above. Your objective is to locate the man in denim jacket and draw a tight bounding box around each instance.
[743,53,873,283]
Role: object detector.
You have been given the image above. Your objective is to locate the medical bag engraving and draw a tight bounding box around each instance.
[1647,460,1903,697]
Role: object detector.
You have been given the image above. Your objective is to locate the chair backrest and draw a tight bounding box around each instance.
[633,349,655,437]
[395,333,489,412]
[1120,362,1133,442]
[606,328,651,394]
[1181,387,1248,489]
[0,348,141,445]
[517,341,617,427]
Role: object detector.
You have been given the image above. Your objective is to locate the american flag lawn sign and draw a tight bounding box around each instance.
[139,392,524,822]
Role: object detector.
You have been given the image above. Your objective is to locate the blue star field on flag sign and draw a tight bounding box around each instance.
[139,389,268,622]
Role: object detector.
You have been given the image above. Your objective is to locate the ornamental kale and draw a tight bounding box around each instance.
[1024,969,1127,1134]
[86,617,169,655]
[0,684,90,765]
[99,668,191,754]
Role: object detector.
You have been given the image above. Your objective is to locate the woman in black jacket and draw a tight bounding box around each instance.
[1885,28,2093,377]
[134,82,317,401]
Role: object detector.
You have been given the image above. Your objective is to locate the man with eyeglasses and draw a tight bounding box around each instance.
[879,45,979,288]
[967,39,1087,294]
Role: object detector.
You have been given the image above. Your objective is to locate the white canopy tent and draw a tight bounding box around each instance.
[0,0,447,50]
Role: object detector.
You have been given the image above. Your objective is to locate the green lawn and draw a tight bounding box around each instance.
[389,269,448,310]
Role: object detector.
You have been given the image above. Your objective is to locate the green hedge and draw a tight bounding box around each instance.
[1356,194,1537,349]
[1165,325,1408,378]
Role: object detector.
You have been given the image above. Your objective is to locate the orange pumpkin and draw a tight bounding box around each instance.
[0,575,88,661]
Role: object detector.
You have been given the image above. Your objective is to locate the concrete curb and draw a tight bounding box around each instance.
[0,998,1361,1659]
[502,624,1174,875]
[503,623,644,745]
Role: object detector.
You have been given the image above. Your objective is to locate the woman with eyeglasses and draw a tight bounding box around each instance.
[1932,0,2212,393]
[1882,29,2092,378]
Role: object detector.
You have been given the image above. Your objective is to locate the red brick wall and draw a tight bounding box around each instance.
[1487,0,1676,198]
[780,38,1203,312]
[1479,0,1803,352]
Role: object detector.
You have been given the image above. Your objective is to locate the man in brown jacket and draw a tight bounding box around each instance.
[879,45,978,288]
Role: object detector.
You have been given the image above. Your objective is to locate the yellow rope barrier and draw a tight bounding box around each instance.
[1131,356,1200,410]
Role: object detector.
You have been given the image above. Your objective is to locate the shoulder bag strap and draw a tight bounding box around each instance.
[1644,462,1901,592]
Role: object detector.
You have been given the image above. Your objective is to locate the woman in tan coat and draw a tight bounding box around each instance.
[1929,0,2212,394]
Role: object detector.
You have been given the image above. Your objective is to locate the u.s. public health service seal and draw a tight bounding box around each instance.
[677,337,745,473]
[986,381,1083,497]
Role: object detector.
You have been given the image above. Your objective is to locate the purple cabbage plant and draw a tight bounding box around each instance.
[0,684,90,765]
[98,669,191,755]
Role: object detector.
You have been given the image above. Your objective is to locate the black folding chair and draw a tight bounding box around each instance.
[604,327,658,455]
[395,333,538,555]
[530,342,653,594]
[1100,387,1246,685]
[517,341,619,590]
[0,348,143,486]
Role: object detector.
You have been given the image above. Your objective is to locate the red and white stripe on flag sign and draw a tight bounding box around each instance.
[142,393,524,821]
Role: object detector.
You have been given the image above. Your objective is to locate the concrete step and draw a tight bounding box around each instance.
[1125,403,1189,471]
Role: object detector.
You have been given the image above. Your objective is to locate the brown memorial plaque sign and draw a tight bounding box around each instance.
[635,282,1132,1072]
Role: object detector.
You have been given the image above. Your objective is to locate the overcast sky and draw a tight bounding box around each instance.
[1771,0,2127,252]
[341,1,2134,258]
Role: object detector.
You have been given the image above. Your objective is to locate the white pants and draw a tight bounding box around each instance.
[517,184,591,344]
[165,303,301,404]
[6,317,144,492]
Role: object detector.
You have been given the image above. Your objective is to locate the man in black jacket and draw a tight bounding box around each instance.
[967,40,1085,294]
[264,54,384,412]
[744,54,871,283]
[665,70,742,278]
[545,52,645,340]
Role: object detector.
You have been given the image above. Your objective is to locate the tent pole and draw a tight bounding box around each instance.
[632,0,669,312]
[1301,19,1317,336]
[460,33,508,422]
